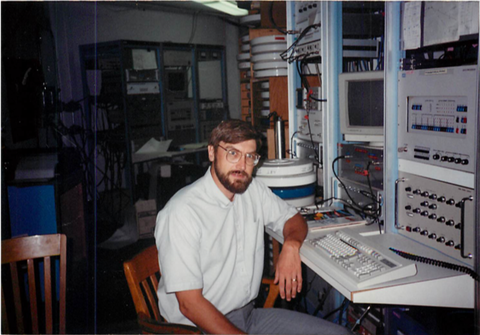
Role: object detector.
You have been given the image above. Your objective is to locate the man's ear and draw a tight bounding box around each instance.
[208,145,215,162]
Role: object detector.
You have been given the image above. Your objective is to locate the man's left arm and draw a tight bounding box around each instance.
[274,212,308,301]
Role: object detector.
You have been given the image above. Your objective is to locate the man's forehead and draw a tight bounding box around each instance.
[221,140,257,152]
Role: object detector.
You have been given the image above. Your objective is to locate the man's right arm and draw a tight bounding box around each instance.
[175,289,245,334]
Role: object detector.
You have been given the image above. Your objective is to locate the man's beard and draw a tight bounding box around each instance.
[214,160,252,194]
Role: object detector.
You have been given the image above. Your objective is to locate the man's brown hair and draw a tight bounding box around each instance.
[209,119,262,151]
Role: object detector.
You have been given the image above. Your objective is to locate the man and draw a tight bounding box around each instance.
[155,120,350,334]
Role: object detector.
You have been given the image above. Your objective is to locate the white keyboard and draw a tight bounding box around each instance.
[306,229,417,289]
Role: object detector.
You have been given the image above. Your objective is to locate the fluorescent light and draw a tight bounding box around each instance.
[192,0,248,16]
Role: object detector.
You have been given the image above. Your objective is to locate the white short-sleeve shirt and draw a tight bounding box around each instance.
[154,167,298,326]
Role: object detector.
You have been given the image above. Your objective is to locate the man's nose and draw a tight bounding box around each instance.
[236,154,247,170]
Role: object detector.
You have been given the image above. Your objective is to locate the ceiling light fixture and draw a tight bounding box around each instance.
[191,0,248,16]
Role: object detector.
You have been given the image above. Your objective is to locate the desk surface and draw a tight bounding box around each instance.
[132,146,207,164]
[266,224,474,309]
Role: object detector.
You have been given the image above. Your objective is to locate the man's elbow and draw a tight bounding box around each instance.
[176,291,200,320]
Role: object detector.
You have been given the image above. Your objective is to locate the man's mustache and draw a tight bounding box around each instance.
[228,170,249,178]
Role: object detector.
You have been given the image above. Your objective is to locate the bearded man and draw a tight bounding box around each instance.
[154,119,351,335]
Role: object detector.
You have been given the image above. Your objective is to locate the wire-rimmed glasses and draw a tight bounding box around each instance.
[218,145,261,166]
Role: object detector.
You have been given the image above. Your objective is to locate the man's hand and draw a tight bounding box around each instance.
[274,240,303,301]
[274,213,308,301]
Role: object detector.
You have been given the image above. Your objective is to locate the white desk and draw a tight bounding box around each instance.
[132,145,207,164]
[266,225,474,309]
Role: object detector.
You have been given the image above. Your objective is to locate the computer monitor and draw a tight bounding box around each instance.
[339,71,384,145]
[166,70,188,99]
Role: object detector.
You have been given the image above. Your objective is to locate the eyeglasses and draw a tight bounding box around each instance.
[218,145,261,166]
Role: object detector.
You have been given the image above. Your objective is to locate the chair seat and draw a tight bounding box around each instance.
[123,245,280,334]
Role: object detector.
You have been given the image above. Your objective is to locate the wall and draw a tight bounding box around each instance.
[48,1,242,128]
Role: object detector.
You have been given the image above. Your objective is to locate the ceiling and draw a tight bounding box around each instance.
[101,1,249,18]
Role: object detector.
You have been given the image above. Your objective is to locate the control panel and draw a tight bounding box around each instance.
[165,100,196,144]
[338,144,383,190]
[296,87,322,143]
[398,66,478,173]
[294,1,321,60]
[397,171,474,267]
[166,100,195,132]
[337,144,384,223]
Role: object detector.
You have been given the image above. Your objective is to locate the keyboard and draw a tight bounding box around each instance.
[305,229,417,289]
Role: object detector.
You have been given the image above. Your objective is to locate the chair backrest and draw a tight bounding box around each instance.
[123,245,163,322]
[2,234,67,334]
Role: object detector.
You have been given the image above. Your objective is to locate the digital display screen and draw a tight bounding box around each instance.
[168,72,186,92]
[348,80,384,127]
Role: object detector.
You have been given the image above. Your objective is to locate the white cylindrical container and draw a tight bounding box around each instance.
[255,159,316,207]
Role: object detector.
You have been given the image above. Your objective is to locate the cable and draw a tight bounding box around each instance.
[389,248,479,281]
[323,297,349,322]
[332,156,363,210]
[280,23,321,63]
[290,131,298,159]
[187,11,199,44]
[332,155,385,222]
[350,305,371,332]
[269,2,287,35]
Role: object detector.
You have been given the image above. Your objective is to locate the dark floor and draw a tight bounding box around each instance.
[66,236,156,334]
[95,237,156,334]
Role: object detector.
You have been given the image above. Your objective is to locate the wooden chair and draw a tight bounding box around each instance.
[123,245,280,334]
[2,234,67,334]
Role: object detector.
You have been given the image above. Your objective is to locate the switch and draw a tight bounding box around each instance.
[428,214,437,220]
[421,191,430,197]
[446,199,456,205]
[420,201,429,207]
[447,157,455,163]
[436,236,446,243]
[428,233,437,239]
[413,189,421,195]
[437,216,446,223]
[438,196,446,203]
[454,158,462,164]
[445,240,455,247]
[454,244,461,250]
[421,211,429,216]
[405,205,412,210]
[413,208,421,214]
[446,220,455,226]
[432,154,440,160]
[420,230,429,236]
[429,194,438,200]
[461,159,469,165]
[412,227,421,233]
[455,223,462,230]
[405,187,412,192]
[429,204,437,210]
[441,156,448,162]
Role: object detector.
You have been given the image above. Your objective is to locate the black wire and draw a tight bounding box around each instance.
[290,131,298,158]
[390,248,479,281]
[323,297,348,322]
[365,161,382,232]
[280,23,320,62]
[332,156,365,211]
[269,2,287,35]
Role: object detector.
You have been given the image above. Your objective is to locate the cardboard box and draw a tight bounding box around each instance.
[135,199,157,239]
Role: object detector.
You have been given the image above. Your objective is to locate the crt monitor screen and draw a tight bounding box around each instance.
[347,79,384,127]
[167,71,187,92]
